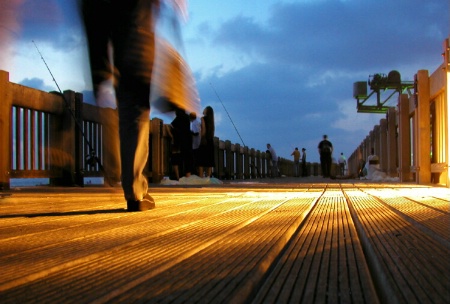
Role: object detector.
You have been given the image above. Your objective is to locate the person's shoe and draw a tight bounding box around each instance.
[127,193,155,212]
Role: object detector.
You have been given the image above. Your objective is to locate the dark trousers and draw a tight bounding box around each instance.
[82,0,156,201]
[293,161,299,177]
[301,160,308,176]
[320,153,332,177]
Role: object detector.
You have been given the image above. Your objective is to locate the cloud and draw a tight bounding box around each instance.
[206,0,447,72]
[182,0,448,162]
[7,0,448,164]
[19,77,55,92]
[332,101,381,133]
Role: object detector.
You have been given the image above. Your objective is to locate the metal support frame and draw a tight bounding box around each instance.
[354,70,414,114]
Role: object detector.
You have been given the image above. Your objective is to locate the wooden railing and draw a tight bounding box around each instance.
[2,70,324,189]
[347,65,448,186]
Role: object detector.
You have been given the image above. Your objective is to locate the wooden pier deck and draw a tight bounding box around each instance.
[0,177,449,303]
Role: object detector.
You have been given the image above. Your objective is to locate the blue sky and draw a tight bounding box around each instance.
[1,0,448,163]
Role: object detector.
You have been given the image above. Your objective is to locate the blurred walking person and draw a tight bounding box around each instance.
[81,0,192,211]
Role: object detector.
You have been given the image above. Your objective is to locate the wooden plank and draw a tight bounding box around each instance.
[253,189,377,303]
[346,189,449,303]
[0,185,448,303]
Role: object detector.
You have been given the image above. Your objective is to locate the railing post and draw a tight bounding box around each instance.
[398,94,412,182]
[243,146,249,179]
[379,118,388,174]
[416,70,431,184]
[363,135,370,162]
[387,107,397,177]
[0,70,11,190]
[225,140,232,179]
[74,92,84,186]
[214,137,221,179]
[373,125,381,162]
[150,118,163,183]
[50,90,76,186]
[255,150,261,178]
[235,143,242,179]
[261,152,267,178]
[100,107,121,184]
[250,148,256,179]
[278,157,284,176]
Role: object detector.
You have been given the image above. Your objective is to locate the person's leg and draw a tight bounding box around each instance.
[198,167,204,178]
[320,155,326,177]
[172,165,180,180]
[112,0,155,205]
[325,156,332,177]
[117,100,150,201]
[273,161,278,177]
[183,149,194,177]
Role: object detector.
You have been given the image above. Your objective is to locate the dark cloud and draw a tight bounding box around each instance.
[210,0,447,72]
[189,0,448,160]
[10,0,449,163]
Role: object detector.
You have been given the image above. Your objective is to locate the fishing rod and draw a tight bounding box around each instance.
[32,40,112,186]
[209,82,246,147]
[209,83,263,178]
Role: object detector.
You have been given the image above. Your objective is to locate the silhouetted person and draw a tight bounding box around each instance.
[291,147,300,177]
[338,152,347,176]
[318,135,333,178]
[301,148,308,177]
[267,143,278,178]
[198,106,215,177]
[170,107,193,179]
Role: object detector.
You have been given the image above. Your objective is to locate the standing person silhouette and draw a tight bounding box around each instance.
[81,0,188,211]
[170,107,193,179]
[318,135,333,178]
[291,147,300,177]
[198,106,215,178]
[267,144,278,178]
[301,148,308,177]
[338,152,347,176]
